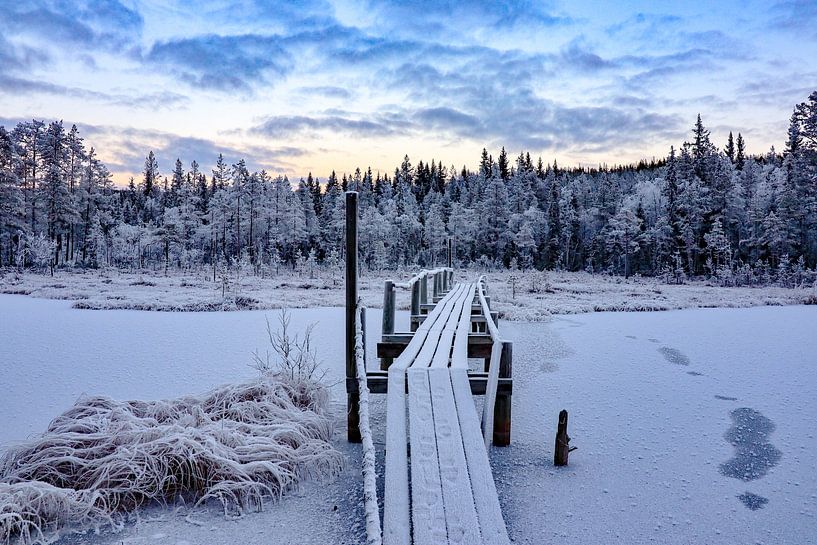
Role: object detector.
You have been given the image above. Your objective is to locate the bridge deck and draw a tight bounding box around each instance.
[383,283,510,545]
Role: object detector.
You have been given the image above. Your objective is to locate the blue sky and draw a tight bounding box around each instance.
[1,0,815,184]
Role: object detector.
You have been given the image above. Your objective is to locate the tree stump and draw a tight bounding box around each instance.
[554,409,573,466]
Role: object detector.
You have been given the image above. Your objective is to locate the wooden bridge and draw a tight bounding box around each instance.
[344,192,512,545]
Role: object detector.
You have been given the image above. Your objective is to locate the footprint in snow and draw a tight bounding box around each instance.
[720,407,781,482]
[658,346,691,366]
[737,492,769,510]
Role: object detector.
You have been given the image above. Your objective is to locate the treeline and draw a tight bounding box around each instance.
[0,91,816,284]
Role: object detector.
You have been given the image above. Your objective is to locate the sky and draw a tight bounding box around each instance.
[1,0,816,185]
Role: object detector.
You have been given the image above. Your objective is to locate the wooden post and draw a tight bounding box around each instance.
[381,280,395,370]
[361,306,367,364]
[433,272,439,298]
[493,340,513,446]
[410,280,420,332]
[345,191,361,443]
[554,409,573,466]
[421,274,428,305]
[447,238,453,268]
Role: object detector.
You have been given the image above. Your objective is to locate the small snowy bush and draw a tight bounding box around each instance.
[0,375,341,544]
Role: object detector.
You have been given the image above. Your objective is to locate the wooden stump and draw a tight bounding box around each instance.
[554,409,572,466]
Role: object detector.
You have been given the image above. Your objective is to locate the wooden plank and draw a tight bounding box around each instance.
[428,368,481,544]
[450,369,511,545]
[449,281,510,543]
[407,369,448,544]
[383,371,410,545]
[451,284,474,369]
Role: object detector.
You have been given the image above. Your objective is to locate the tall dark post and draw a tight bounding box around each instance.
[346,191,361,443]
[381,280,395,370]
[410,280,420,332]
[447,238,453,268]
[493,340,513,446]
[420,275,428,305]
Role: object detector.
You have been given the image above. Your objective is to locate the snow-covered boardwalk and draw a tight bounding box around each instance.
[375,273,511,545]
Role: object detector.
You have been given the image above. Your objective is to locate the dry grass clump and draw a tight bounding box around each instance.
[0,375,342,544]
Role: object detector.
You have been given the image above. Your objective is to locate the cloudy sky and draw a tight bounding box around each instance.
[1,0,816,184]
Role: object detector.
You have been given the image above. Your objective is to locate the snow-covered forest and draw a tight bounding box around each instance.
[1,91,816,283]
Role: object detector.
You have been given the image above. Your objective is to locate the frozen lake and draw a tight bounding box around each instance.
[1,294,815,544]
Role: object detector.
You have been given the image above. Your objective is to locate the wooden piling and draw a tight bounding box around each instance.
[381,280,395,370]
[447,238,453,268]
[410,280,420,332]
[420,274,428,306]
[493,340,513,446]
[345,191,361,443]
[554,409,571,466]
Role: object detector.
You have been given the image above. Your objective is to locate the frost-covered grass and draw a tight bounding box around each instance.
[481,270,817,321]
[1,267,814,320]
[0,376,342,544]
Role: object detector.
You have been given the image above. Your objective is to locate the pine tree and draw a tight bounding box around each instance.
[212,153,230,192]
[0,126,25,265]
[231,159,249,260]
[498,147,510,181]
[736,133,746,170]
[143,151,159,198]
[725,131,736,163]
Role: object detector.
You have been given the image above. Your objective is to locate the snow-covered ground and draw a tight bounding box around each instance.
[494,305,817,545]
[2,268,815,319]
[1,295,815,544]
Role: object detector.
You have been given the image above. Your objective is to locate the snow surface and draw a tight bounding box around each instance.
[491,305,817,545]
[2,295,816,544]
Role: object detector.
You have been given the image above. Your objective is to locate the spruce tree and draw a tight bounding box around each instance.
[725,132,736,163]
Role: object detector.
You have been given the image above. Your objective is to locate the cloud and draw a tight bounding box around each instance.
[415,107,482,133]
[79,125,305,180]
[298,86,353,99]
[145,34,293,93]
[0,0,143,51]
[736,75,817,107]
[0,74,189,109]
[769,0,817,36]
[354,0,572,37]
[251,114,400,138]
[606,12,683,39]
[0,35,50,72]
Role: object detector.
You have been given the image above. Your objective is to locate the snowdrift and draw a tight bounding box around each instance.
[0,376,342,544]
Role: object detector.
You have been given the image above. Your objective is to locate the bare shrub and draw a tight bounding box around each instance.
[252,310,326,384]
